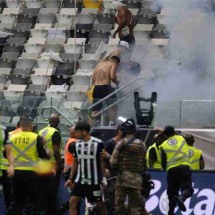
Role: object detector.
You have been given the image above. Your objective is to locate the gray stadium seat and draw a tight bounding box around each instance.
[37,14,56,24]
[3,84,27,101]
[10,74,29,85]
[16,58,36,69]
[31,68,54,85]
[45,84,69,101]
[66,85,89,102]
[24,0,42,8]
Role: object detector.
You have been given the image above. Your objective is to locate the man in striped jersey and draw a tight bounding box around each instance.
[65,121,107,215]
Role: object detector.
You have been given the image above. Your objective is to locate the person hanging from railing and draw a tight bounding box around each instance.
[91,56,120,126]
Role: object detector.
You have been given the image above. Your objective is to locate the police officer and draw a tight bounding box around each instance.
[159,126,194,215]
[184,134,205,170]
[110,119,146,215]
[38,114,62,215]
[7,116,48,215]
[146,133,165,169]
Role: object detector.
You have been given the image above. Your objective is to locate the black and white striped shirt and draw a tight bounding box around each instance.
[70,136,104,185]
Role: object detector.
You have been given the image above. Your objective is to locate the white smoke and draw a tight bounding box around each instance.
[119,0,215,127]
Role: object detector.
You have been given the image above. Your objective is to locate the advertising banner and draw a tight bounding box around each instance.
[146,171,215,215]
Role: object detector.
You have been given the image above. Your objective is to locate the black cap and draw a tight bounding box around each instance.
[163,125,175,136]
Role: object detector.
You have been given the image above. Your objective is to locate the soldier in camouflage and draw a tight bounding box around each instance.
[110,119,146,215]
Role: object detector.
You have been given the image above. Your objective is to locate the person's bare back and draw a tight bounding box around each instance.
[92,58,119,86]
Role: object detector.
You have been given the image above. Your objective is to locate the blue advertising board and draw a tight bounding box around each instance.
[146,171,215,215]
[0,171,214,215]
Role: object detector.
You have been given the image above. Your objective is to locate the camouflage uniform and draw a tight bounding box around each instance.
[110,137,146,215]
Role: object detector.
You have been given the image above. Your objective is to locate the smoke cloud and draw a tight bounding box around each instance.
[118,0,215,128]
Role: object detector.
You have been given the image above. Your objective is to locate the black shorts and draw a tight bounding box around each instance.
[92,85,116,111]
[71,183,102,203]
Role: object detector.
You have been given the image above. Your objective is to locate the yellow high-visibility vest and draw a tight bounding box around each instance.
[188,146,202,170]
[39,126,61,161]
[0,125,6,176]
[2,131,40,171]
[160,135,191,171]
[1,128,22,170]
[146,143,162,169]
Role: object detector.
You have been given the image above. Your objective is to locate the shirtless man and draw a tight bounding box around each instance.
[110,1,135,50]
[92,56,120,125]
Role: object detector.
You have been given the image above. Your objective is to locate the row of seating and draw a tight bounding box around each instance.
[0,0,169,125]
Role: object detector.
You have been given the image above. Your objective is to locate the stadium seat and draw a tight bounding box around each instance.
[0,59,16,69]
[66,85,89,102]
[63,43,83,55]
[13,68,32,76]
[21,52,40,60]
[10,73,29,85]
[60,53,81,62]
[67,38,86,45]
[3,84,27,101]
[151,38,169,47]
[39,8,58,15]
[56,8,77,24]
[137,9,158,25]
[37,14,56,24]
[45,84,69,101]
[0,14,16,24]
[43,0,61,8]
[16,58,36,69]
[6,0,22,8]
[96,14,114,24]
[122,1,141,9]
[24,38,46,54]
[151,24,170,39]
[73,72,91,85]
[134,24,154,38]
[25,84,47,96]
[0,116,11,124]
[5,37,26,53]
[31,68,54,85]
[62,0,82,9]
[44,44,62,53]
[0,68,11,75]
[0,73,7,83]
[76,14,96,31]
[31,24,52,38]
[24,0,42,8]
[1,52,19,60]
[78,59,97,69]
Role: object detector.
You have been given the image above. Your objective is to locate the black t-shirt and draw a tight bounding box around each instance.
[105,138,117,155]
[69,136,104,185]
[52,130,62,146]
[37,136,49,159]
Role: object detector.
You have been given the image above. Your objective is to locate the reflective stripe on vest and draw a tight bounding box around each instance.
[146,143,162,169]
[9,132,39,171]
[189,147,202,170]
[161,135,191,171]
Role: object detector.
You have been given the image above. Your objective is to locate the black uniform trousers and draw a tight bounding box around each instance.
[37,170,61,215]
[1,169,13,211]
[167,165,194,215]
[9,170,40,215]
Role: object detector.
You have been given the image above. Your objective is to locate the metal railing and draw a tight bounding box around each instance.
[41,106,75,126]
[88,76,145,116]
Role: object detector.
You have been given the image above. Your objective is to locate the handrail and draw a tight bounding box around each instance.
[88,76,145,111]
[41,106,75,126]
[93,83,145,118]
